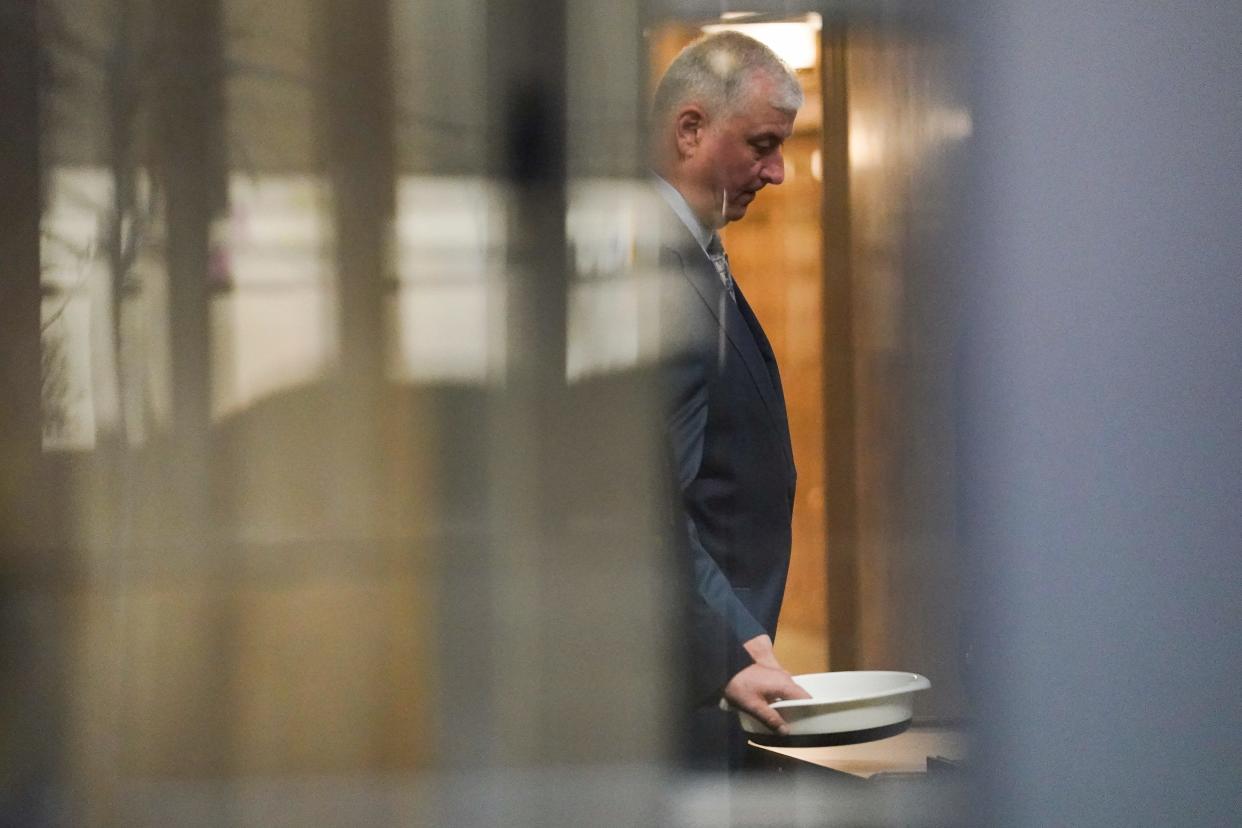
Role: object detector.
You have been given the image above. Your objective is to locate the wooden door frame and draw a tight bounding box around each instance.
[819,22,861,671]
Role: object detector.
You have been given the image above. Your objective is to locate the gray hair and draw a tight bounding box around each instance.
[651,31,804,123]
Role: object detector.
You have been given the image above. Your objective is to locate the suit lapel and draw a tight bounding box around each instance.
[666,238,795,470]
[733,282,796,466]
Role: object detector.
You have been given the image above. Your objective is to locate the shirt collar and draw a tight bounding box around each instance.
[651,174,715,255]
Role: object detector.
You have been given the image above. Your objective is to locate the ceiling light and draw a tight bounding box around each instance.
[702,13,822,71]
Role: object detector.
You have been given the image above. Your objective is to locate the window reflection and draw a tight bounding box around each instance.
[389,175,507,383]
[40,165,168,449]
[566,178,666,381]
[211,174,334,417]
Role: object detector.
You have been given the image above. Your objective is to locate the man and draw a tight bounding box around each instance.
[649,31,812,770]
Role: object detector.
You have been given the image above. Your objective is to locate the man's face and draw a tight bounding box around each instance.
[696,73,797,228]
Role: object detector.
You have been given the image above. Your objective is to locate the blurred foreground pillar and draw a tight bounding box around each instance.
[469,0,674,821]
[957,2,1242,825]
[1,2,64,824]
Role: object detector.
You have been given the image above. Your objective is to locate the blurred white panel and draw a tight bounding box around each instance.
[224,175,335,288]
[395,176,506,282]
[568,179,644,279]
[567,279,640,380]
[39,166,118,448]
[389,176,508,382]
[209,175,335,417]
[211,287,333,418]
[40,166,108,290]
[566,178,667,380]
[387,282,504,382]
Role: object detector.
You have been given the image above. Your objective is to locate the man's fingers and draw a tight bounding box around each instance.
[749,700,790,736]
[762,678,810,703]
[723,664,809,735]
[781,678,812,700]
[752,678,807,734]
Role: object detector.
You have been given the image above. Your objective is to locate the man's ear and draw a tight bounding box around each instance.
[674,105,707,158]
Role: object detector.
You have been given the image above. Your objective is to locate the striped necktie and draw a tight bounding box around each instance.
[706,233,736,302]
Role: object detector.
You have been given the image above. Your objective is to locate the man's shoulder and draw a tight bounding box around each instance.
[632,193,701,274]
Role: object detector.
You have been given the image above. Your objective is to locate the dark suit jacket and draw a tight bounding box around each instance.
[652,195,798,723]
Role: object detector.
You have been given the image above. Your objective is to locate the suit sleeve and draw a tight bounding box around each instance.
[665,356,766,703]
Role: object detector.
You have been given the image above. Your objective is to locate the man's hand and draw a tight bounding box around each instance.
[723,636,812,735]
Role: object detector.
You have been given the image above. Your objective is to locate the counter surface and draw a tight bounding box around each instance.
[751,726,966,778]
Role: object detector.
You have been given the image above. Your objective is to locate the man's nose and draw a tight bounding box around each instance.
[761,151,785,185]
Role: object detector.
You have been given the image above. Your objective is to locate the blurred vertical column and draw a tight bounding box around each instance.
[315,0,393,532]
[386,2,497,809]
[484,0,572,763]
[319,0,438,788]
[456,0,675,822]
[0,2,43,500]
[272,0,434,790]
[156,0,227,539]
[818,20,860,675]
[0,2,66,823]
[489,0,569,388]
[955,2,1242,825]
[149,21,233,798]
[146,0,237,816]
[830,17,970,719]
[0,6,43,536]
